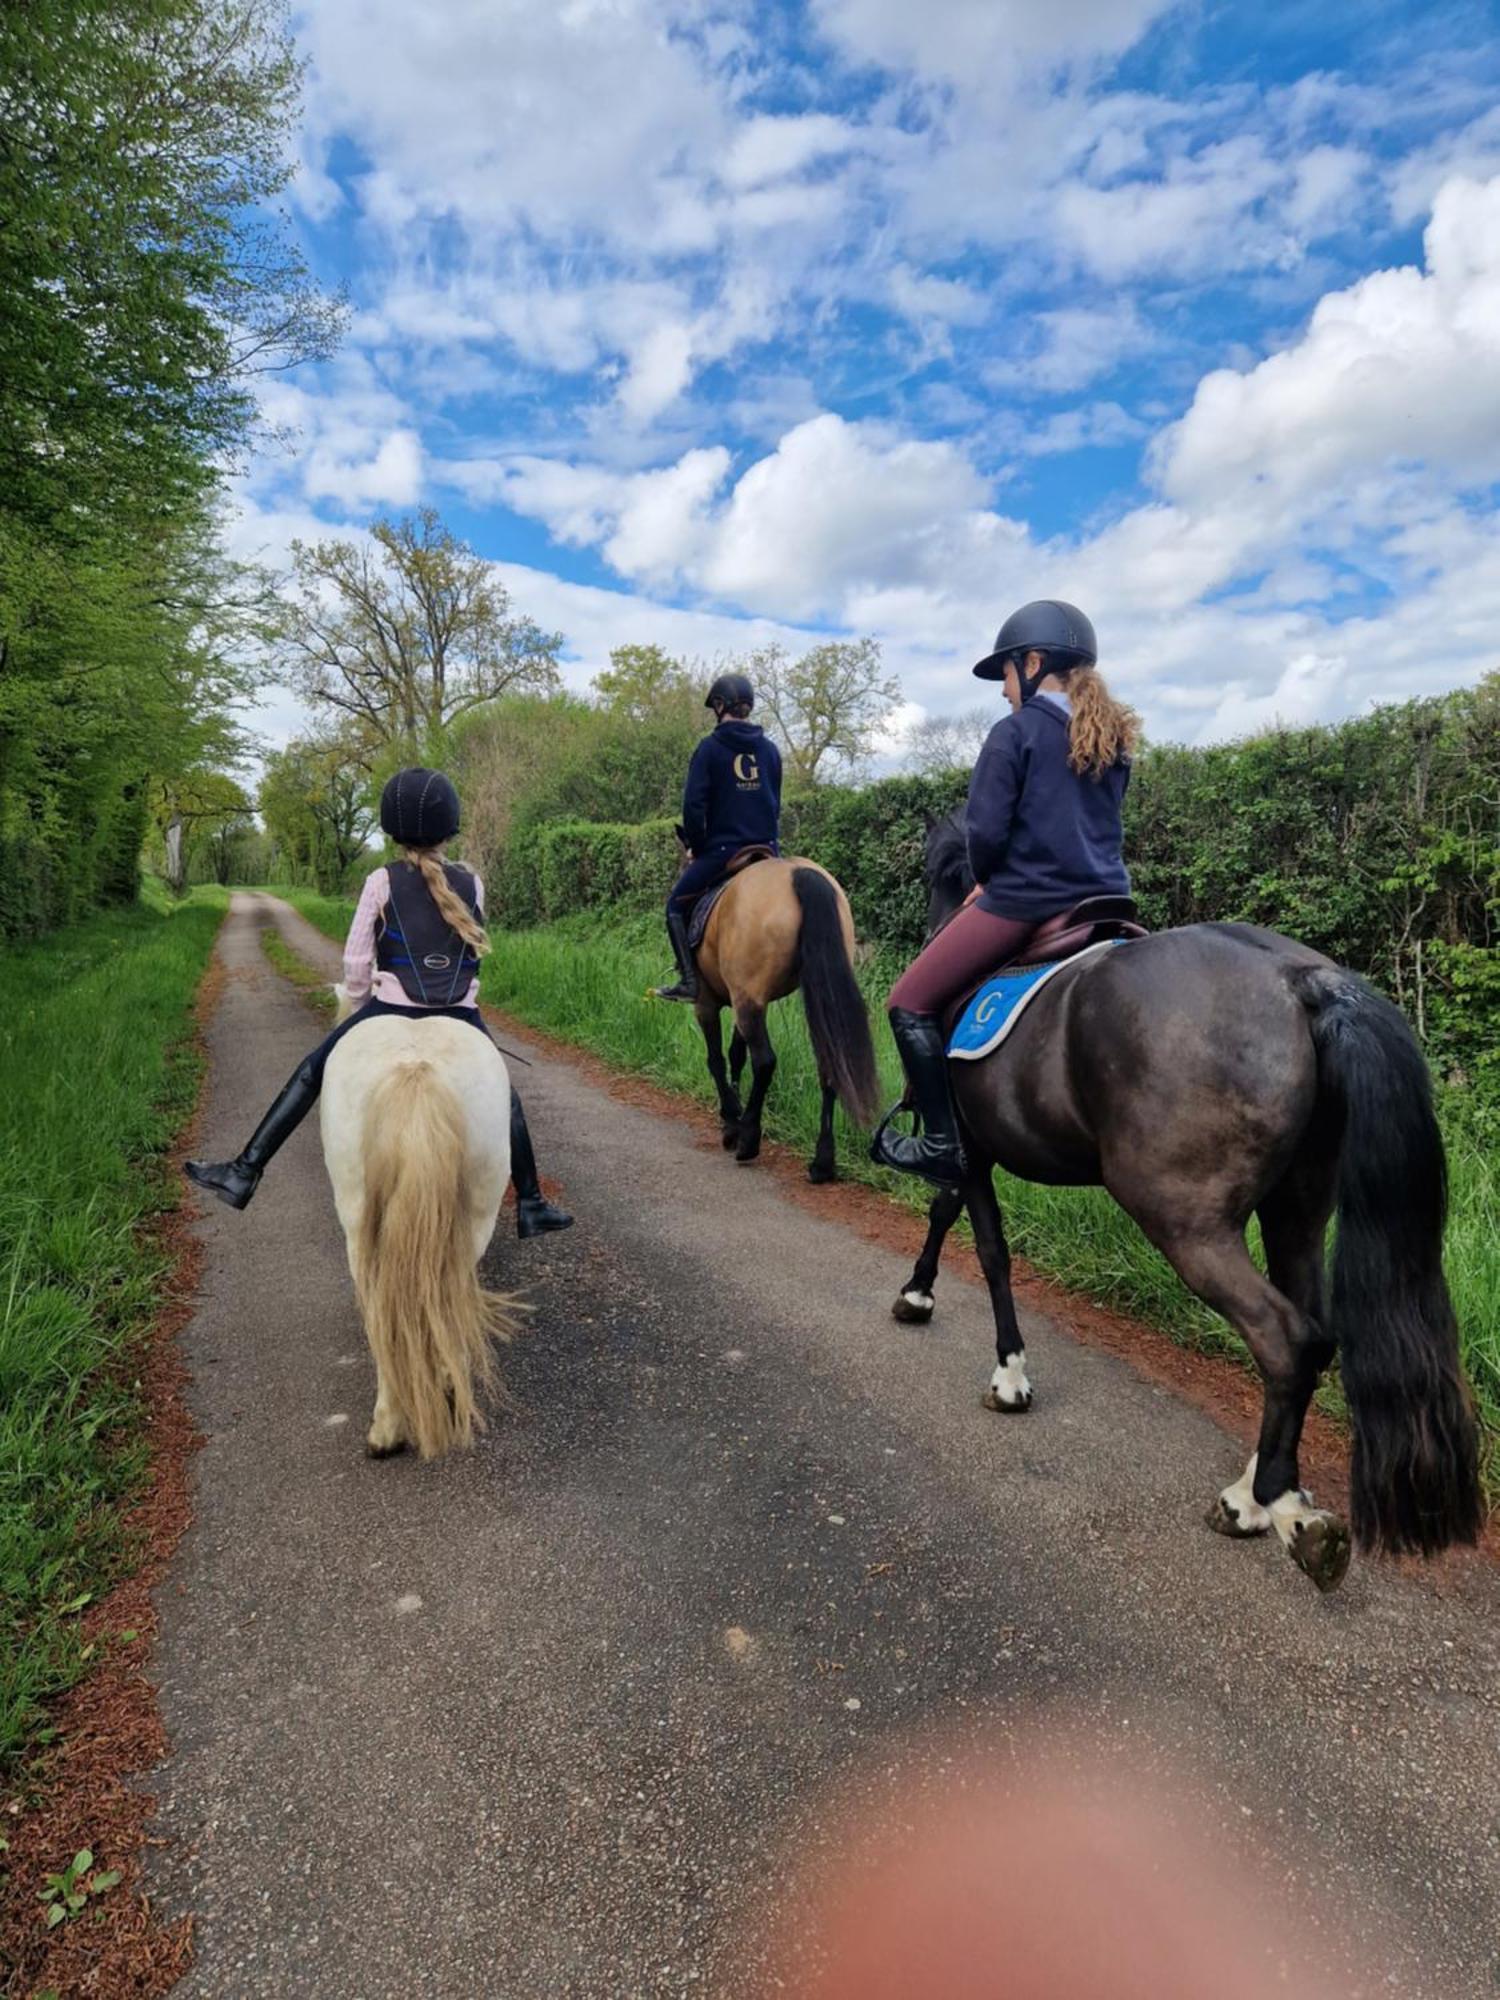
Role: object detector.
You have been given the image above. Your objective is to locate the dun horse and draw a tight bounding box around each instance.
[689,857,880,1179]
[887,809,1481,1591]
[321,998,520,1459]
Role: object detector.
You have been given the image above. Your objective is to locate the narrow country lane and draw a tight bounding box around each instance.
[150,892,1500,1997]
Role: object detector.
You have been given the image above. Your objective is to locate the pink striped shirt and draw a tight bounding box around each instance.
[343,864,485,1010]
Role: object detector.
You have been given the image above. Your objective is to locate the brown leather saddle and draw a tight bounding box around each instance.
[942,895,1148,1038]
[1012,893,1147,966]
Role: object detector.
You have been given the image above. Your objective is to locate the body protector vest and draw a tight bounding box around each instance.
[375,860,482,1004]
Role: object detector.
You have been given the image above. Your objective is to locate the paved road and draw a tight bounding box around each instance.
[152,893,1500,1997]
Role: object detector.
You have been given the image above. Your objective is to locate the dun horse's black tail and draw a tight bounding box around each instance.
[1296,967,1482,1554]
[793,867,881,1127]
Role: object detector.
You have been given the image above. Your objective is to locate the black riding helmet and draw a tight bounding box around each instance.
[973,600,1097,701]
[380,767,461,848]
[705,671,754,715]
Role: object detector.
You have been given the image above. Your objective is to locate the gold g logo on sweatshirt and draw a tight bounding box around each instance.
[733,753,760,785]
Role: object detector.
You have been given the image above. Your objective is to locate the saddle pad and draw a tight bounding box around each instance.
[948,939,1120,1061]
[687,877,733,951]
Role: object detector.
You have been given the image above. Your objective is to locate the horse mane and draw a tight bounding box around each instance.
[925,807,973,896]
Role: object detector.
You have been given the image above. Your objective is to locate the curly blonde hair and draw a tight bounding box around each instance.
[403,846,491,957]
[1060,665,1140,778]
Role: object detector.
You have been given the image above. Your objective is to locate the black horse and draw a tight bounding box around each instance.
[888,808,1482,1591]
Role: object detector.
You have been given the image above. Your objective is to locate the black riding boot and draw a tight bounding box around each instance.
[870,1008,967,1189]
[653,907,699,1003]
[511,1091,574,1239]
[183,1056,322,1210]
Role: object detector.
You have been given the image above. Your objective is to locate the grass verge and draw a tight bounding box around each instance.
[260,888,1499,1477]
[0,888,226,1773]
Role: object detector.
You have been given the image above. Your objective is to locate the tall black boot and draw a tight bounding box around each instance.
[870,1008,967,1188]
[183,1055,322,1210]
[511,1090,574,1239]
[653,907,699,1002]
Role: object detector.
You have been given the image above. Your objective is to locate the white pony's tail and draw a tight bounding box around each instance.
[354,1058,515,1459]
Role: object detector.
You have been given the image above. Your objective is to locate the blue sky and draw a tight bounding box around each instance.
[237,0,1500,753]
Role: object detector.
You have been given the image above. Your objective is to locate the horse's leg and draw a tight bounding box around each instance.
[728,1028,747,1099]
[808,1080,838,1184]
[965,1160,1031,1412]
[892,1185,965,1324]
[696,996,742,1147]
[1153,1223,1350,1591]
[367,1358,409,1458]
[732,1000,776,1164]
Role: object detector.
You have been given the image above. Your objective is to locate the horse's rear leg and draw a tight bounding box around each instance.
[893,1185,965,1324]
[1154,1222,1349,1591]
[732,1001,776,1164]
[367,1361,409,1458]
[696,999,743,1148]
[808,1081,838,1184]
[966,1162,1031,1412]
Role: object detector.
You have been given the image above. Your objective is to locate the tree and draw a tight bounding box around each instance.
[592,644,698,721]
[259,732,378,893]
[904,704,997,774]
[149,771,254,894]
[0,0,340,936]
[748,638,902,787]
[276,510,564,753]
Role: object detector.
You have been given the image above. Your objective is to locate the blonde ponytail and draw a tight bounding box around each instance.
[1063,666,1141,778]
[405,846,491,958]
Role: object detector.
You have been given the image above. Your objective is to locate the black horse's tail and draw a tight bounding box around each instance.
[793,867,880,1127]
[1296,967,1482,1554]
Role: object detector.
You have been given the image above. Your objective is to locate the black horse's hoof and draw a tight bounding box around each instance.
[721,1123,740,1151]
[366,1436,410,1459]
[806,1158,835,1185]
[892,1289,935,1324]
[735,1131,762,1164]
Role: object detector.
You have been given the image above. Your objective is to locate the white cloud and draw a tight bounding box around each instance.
[1158,173,1500,525]
[303,426,424,508]
[812,0,1176,81]
[723,114,857,190]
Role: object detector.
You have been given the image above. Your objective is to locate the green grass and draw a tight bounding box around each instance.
[260,888,1500,1471]
[0,888,226,1771]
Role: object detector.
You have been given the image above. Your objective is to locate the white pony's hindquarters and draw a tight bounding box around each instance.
[321,1017,514,1458]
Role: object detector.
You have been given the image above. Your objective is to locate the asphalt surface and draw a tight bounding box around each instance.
[151,892,1500,1997]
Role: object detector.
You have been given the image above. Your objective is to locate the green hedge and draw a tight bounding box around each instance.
[482,680,1498,1094]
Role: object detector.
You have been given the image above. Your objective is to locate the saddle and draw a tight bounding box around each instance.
[1012,894,1147,966]
[686,846,776,951]
[944,896,1148,1058]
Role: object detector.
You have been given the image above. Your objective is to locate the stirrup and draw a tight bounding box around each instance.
[653,976,698,1002]
[869,1104,965,1188]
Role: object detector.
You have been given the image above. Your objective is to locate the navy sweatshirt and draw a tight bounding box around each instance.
[682,720,783,857]
[966,694,1130,920]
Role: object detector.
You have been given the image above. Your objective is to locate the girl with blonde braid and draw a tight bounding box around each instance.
[185,767,573,1238]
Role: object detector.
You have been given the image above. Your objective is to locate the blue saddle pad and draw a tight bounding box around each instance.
[948,940,1120,1061]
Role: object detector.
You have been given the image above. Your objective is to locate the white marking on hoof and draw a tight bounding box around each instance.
[983,1353,1032,1413]
[1207,1453,1271,1537]
[903,1290,934,1313]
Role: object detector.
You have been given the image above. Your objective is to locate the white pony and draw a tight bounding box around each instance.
[320,992,520,1459]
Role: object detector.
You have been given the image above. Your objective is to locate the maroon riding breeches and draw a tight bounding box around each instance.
[888,903,1037,1015]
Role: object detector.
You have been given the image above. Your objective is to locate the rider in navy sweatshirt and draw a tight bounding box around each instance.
[967,693,1129,919]
[872,600,1139,1187]
[655,672,783,1001]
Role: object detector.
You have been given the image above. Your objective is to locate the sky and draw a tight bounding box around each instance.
[234,0,1500,757]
